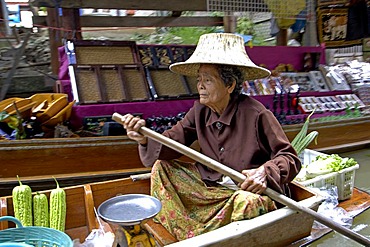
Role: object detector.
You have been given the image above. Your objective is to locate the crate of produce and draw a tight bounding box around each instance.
[296,149,359,201]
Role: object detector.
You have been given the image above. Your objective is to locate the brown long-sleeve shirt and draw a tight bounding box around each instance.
[139,94,301,194]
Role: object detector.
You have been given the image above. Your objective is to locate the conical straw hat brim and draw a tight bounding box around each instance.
[170,62,270,81]
[169,33,271,80]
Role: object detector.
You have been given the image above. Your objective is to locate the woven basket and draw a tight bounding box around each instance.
[150,70,187,97]
[76,46,134,65]
[0,216,72,247]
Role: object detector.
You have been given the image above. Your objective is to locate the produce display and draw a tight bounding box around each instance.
[290,110,359,200]
[11,176,66,232]
[295,154,358,182]
[294,149,359,201]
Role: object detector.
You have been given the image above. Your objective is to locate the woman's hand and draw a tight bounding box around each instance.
[239,165,267,194]
[120,114,147,145]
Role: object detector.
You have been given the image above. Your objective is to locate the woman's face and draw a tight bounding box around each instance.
[197,64,235,113]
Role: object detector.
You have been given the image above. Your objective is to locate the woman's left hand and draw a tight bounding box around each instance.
[239,165,267,194]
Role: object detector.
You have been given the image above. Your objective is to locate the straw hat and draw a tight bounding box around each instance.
[169,33,271,80]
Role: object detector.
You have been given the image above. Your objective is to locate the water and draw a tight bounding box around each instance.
[308,148,370,246]
[308,209,370,246]
[343,149,370,195]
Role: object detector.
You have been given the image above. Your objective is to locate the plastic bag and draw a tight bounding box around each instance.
[73,229,115,247]
[312,186,353,230]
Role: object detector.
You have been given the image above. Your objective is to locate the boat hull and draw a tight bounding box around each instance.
[1,115,370,195]
[166,196,320,247]
[0,136,148,196]
[0,176,322,247]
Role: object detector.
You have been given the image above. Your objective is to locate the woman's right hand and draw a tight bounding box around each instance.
[120,114,147,145]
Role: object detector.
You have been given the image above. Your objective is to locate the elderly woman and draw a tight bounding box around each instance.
[120,33,301,240]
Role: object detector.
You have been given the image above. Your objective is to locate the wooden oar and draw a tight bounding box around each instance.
[112,113,370,246]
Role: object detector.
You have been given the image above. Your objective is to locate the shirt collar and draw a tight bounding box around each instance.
[206,95,239,127]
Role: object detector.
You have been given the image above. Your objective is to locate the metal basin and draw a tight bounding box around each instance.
[97,194,162,226]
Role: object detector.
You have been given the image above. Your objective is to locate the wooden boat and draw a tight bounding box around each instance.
[0,98,37,122]
[0,175,324,247]
[2,114,370,196]
[0,122,148,196]
[30,94,77,132]
[0,94,70,124]
[0,135,150,196]
[1,91,370,196]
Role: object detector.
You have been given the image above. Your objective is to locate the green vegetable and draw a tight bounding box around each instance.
[294,130,319,156]
[49,177,66,232]
[12,175,33,226]
[304,154,358,179]
[33,192,49,227]
[306,157,334,178]
[315,154,358,172]
[291,111,314,148]
[291,111,318,155]
[294,165,308,182]
[0,110,26,140]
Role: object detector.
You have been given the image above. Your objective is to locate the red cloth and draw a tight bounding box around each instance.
[58,46,70,81]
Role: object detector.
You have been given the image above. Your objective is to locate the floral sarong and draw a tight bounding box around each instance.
[150,159,277,241]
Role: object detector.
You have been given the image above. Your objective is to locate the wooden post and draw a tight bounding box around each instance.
[276,28,288,46]
[46,7,63,76]
[0,0,10,37]
[62,8,82,40]
[223,13,236,33]
[45,8,82,76]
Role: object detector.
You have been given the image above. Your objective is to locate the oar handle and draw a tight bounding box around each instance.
[112,112,370,246]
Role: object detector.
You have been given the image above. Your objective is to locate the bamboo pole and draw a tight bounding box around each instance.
[113,112,370,246]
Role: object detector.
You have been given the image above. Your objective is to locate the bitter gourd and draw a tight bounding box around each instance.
[49,177,66,232]
[12,175,33,226]
[33,192,49,227]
